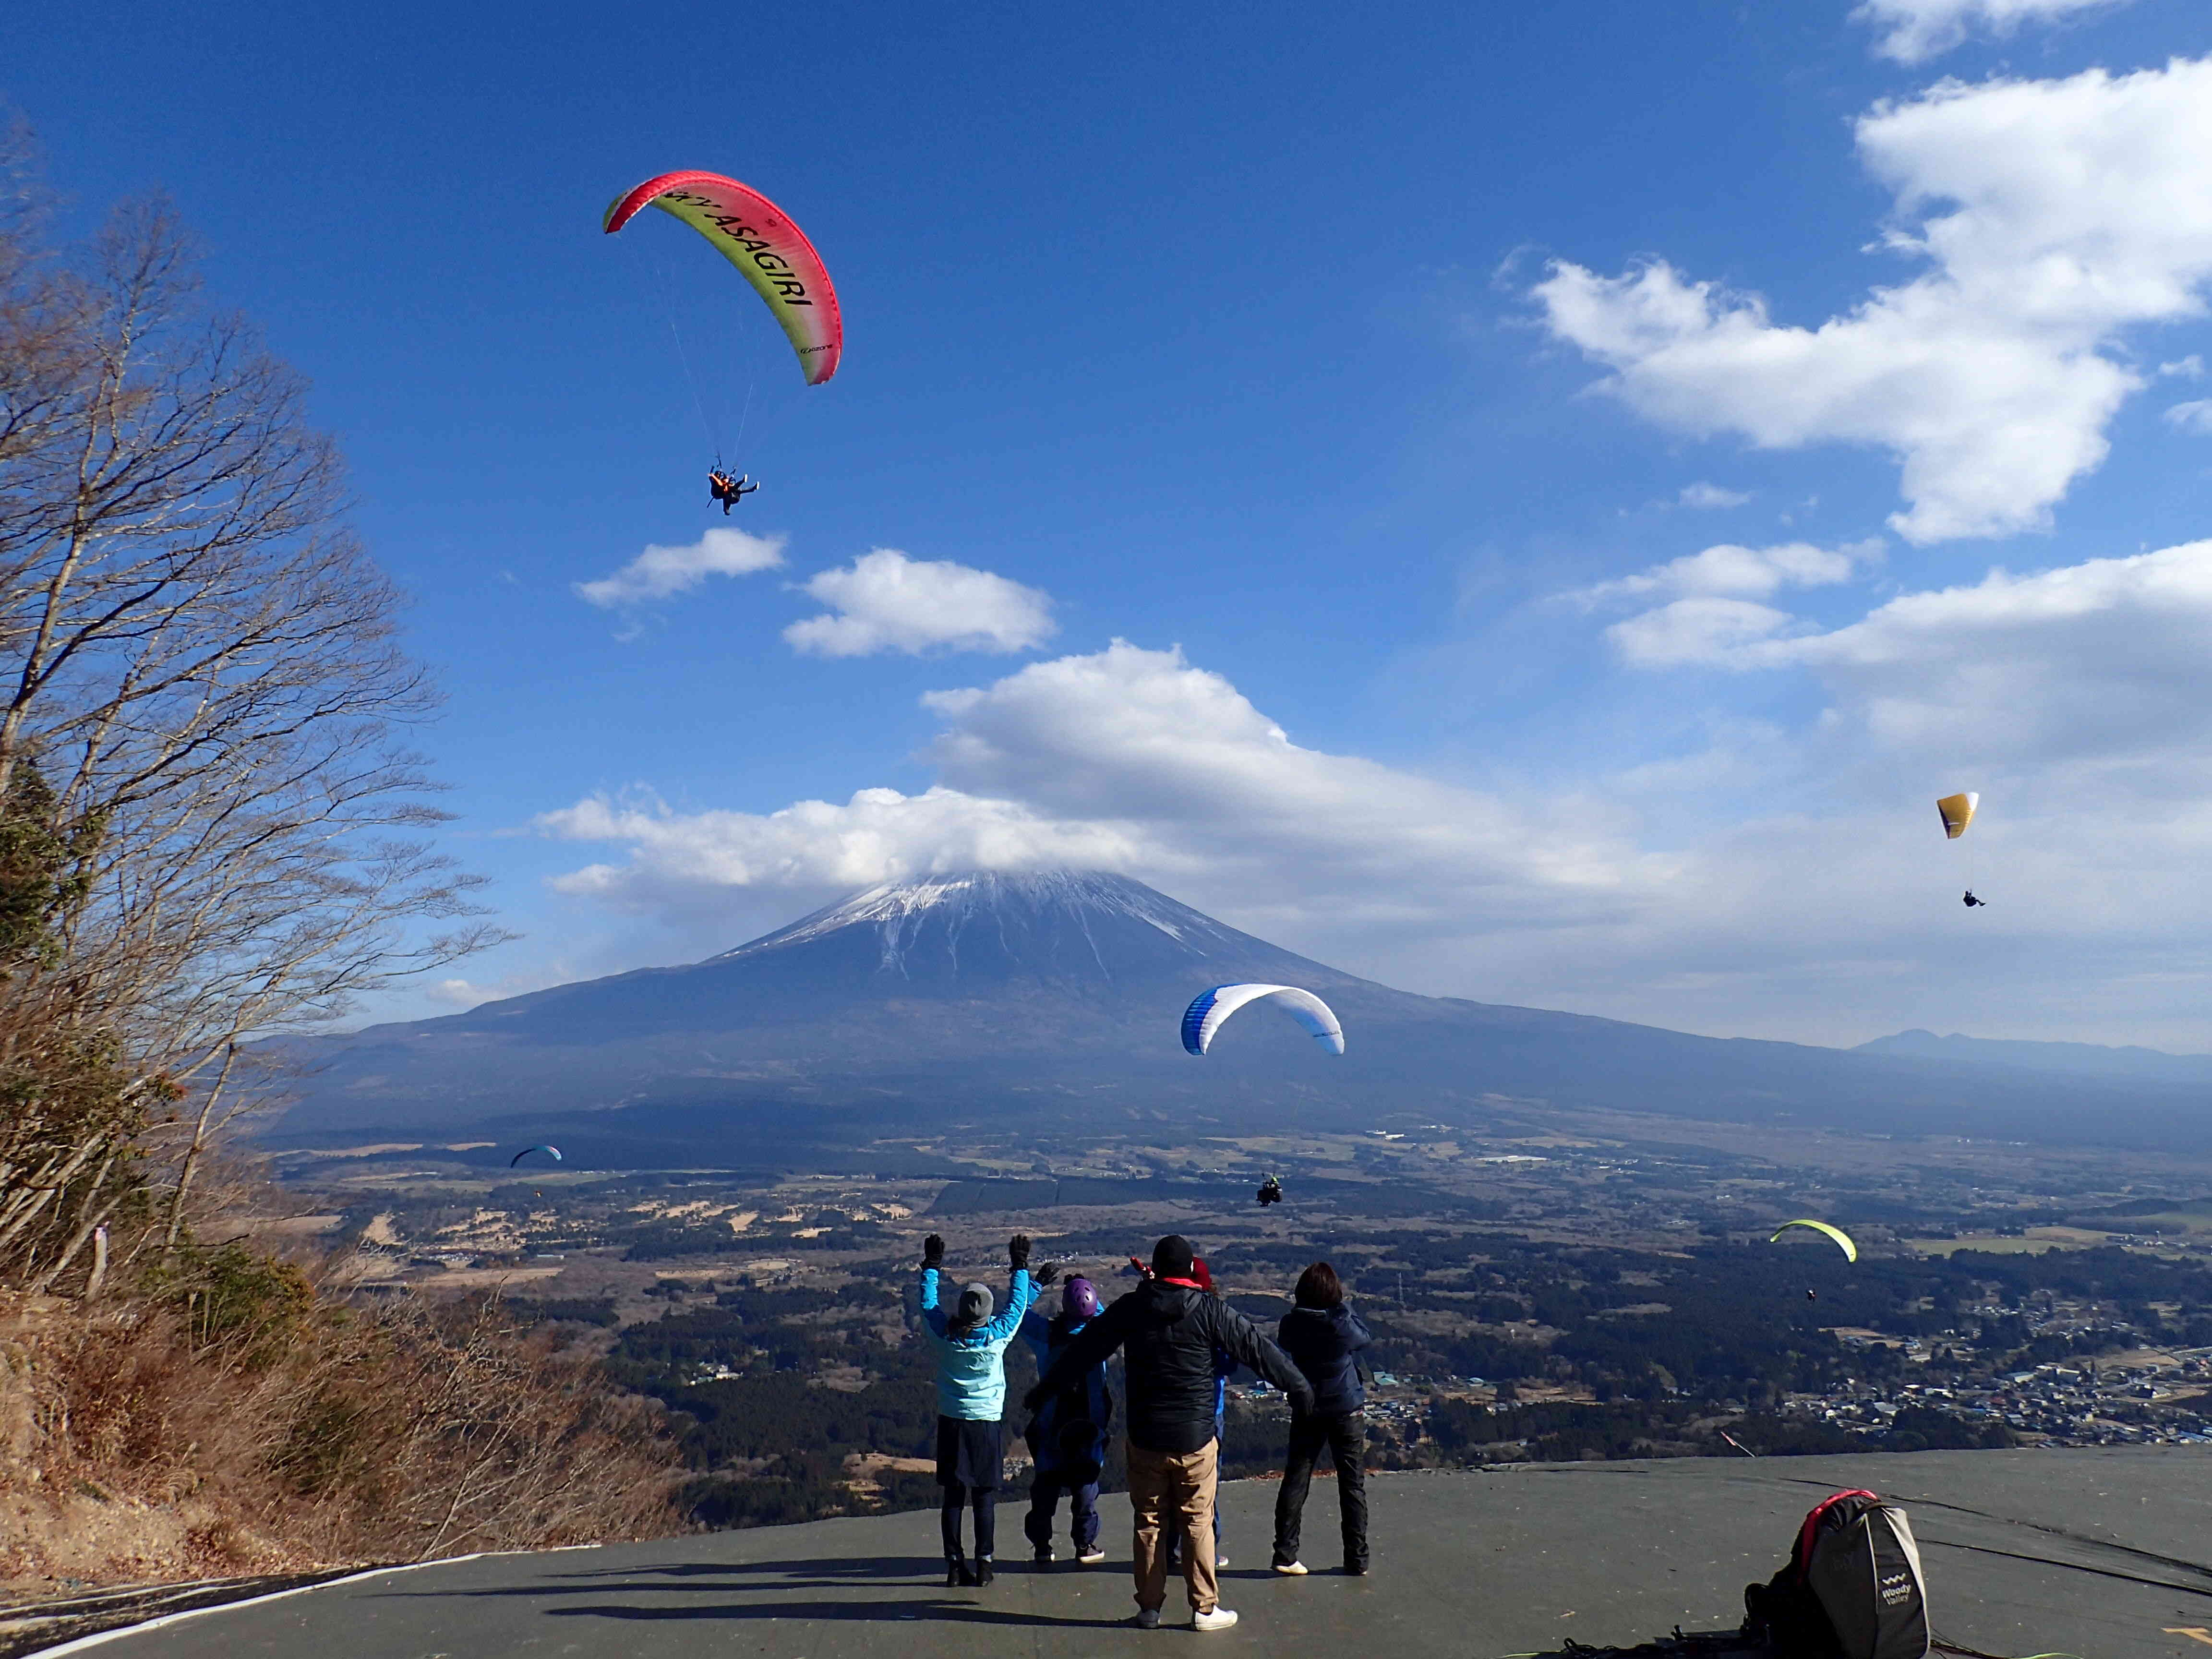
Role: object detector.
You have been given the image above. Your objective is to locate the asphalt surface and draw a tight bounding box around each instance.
[57,1448,2212,1659]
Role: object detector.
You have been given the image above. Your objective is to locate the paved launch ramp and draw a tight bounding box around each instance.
[53,1448,2212,1659]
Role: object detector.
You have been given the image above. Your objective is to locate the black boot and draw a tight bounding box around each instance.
[975,1557,995,1587]
[946,1555,968,1587]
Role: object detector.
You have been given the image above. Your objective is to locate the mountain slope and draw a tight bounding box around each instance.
[1855,1028,2212,1084]
[267,871,2210,1157]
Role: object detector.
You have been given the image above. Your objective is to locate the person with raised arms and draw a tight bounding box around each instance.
[1025,1235,1310,1633]
[914,1232,1036,1587]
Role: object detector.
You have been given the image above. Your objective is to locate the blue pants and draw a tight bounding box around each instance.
[1025,1466,1101,1551]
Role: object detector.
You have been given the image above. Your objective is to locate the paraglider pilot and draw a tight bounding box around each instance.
[1962,890,1986,908]
[708,469,758,514]
[1256,1176,1283,1208]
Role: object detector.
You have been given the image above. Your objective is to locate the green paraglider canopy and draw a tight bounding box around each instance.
[1770,1218,1856,1262]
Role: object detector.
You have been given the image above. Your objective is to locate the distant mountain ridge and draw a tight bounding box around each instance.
[1855,1028,2212,1084]
[265,870,2212,1162]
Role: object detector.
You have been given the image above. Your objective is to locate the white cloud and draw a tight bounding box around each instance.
[1852,0,2129,64]
[541,786,1139,909]
[1734,541,2212,760]
[541,640,1659,939]
[1534,59,2212,544]
[535,564,2212,1047]
[1607,598,1798,667]
[1677,482,1750,509]
[1612,540,2212,764]
[783,549,1056,658]
[1567,540,1874,608]
[2159,355,2204,379]
[576,528,785,609]
[2164,399,2212,435]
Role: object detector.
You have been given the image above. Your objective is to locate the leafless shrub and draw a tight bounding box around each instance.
[0,1270,680,1582]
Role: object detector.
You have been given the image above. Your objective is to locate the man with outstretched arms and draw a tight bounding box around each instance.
[1025,1234,1311,1633]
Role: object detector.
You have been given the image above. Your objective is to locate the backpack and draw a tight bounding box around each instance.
[1744,1491,1929,1659]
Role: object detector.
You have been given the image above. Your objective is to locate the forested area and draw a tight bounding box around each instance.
[593,1226,2212,1530]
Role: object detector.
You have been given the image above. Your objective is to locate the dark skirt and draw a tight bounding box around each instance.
[936,1415,1004,1491]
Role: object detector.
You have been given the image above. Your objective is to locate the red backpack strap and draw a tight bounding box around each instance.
[1794,1490,1880,1578]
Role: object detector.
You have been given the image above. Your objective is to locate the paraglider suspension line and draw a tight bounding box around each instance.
[667,310,721,463]
[649,246,725,463]
[729,378,756,468]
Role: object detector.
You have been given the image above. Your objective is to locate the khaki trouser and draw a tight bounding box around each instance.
[1127,1438,1219,1614]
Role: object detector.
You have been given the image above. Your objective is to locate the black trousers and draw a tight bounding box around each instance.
[1272,1409,1368,1569]
[941,1484,996,1561]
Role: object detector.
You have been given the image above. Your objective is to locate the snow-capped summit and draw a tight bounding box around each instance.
[712,869,1262,980]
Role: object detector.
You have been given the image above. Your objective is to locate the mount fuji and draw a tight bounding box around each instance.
[266,870,2208,1161]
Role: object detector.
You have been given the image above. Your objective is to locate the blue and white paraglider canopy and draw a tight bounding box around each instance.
[1180,984,1346,1057]
[510,1144,564,1167]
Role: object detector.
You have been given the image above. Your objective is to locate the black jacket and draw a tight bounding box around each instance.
[1277,1304,1372,1417]
[1030,1280,1310,1455]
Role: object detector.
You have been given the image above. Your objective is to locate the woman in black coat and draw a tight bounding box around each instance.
[1271,1261,1372,1575]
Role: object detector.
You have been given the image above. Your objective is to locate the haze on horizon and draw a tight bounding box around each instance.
[10,0,2212,1051]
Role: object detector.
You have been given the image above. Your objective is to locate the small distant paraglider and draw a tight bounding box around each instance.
[1937,792,1986,908]
[510,1144,564,1168]
[1180,985,1346,1057]
[1256,1175,1284,1207]
[1770,1219,1857,1262]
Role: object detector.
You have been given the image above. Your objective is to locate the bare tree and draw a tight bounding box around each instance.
[0,171,506,1290]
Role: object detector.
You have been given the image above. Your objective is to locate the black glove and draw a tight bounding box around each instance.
[923,1234,946,1268]
[1290,1387,1315,1417]
[1035,1261,1060,1286]
[1009,1234,1032,1271]
[1022,1385,1047,1415]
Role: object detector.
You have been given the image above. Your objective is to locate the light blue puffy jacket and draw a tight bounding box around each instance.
[914,1265,1035,1421]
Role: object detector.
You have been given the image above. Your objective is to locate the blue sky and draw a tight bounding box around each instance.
[10,0,2212,1046]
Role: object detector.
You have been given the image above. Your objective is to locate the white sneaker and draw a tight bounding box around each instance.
[1077,1546,1106,1564]
[1216,1552,1230,1568]
[1273,1560,1308,1575]
[1134,1608,1161,1630]
[1193,1607,1240,1632]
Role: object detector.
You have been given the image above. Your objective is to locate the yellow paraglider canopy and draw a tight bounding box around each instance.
[1770,1219,1857,1261]
[1936,792,1978,840]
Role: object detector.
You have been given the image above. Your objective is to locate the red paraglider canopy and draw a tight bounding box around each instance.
[604,169,842,386]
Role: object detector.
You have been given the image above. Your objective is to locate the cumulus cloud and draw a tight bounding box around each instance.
[1677,482,1750,509]
[1726,541,2212,760]
[2159,355,2204,380]
[575,528,785,609]
[1567,541,1875,608]
[1534,58,2212,544]
[2165,400,2212,435]
[541,641,1659,941]
[537,561,2212,1046]
[1852,0,2129,64]
[783,549,1056,658]
[540,786,1140,910]
[1610,538,2212,764]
